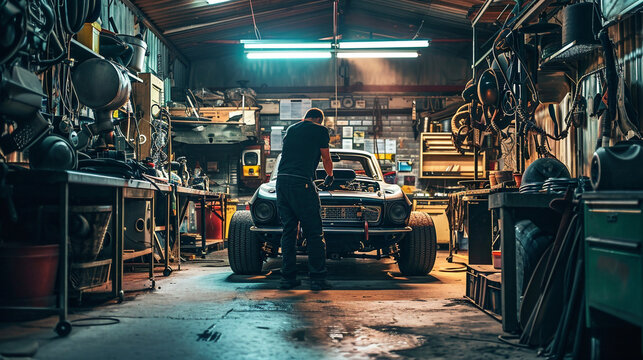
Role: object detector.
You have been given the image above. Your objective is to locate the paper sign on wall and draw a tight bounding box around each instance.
[342,139,353,149]
[364,139,374,153]
[271,126,284,151]
[385,139,397,154]
[342,126,353,138]
[280,99,312,120]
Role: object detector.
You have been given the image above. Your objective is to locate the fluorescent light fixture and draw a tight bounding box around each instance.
[337,51,419,59]
[339,40,429,49]
[246,51,332,59]
[241,40,331,49]
[206,0,231,4]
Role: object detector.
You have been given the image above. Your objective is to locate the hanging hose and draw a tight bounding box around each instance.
[598,29,616,148]
[59,0,88,34]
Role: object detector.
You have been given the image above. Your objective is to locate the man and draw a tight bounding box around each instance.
[276,108,334,291]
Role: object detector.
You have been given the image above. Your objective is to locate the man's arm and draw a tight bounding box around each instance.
[320,148,333,177]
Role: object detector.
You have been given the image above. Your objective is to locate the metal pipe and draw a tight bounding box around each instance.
[472,0,495,27]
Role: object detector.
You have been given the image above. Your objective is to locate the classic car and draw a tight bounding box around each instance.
[228,149,437,276]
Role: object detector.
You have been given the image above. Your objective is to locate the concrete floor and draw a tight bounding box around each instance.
[0,250,538,359]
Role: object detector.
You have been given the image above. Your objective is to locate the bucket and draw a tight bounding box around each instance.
[492,250,502,269]
[0,244,59,306]
[117,34,147,73]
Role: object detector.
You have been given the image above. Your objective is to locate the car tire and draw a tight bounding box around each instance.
[228,210,264,274]
[397,211,437,276]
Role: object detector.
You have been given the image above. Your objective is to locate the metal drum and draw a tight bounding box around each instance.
[72,58,131,111]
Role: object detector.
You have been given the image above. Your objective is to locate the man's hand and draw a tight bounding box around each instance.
[323,175,334,187]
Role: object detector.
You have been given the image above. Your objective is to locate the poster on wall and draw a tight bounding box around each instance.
[262,134,271,153]
[342,126,354,138]
[280,99,312,120]
[342,139,353,150]
[353,131,365,144]
[271,126,284,151]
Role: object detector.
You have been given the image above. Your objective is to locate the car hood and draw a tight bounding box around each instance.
[253,180,406,202]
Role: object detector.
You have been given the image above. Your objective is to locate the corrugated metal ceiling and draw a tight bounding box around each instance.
[128,0,514,59]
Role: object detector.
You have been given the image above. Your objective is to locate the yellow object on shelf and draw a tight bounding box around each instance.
[224,201,238,238]
[76,22,101,54]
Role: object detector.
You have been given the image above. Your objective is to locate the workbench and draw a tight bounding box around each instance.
[175,187,227,257]
[447,189,494,265]
[1,169,157,336]
[488,192,562,333]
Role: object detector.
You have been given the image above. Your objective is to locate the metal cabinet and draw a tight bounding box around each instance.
[584,192,643,355]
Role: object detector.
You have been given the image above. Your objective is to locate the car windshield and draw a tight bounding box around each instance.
[271,152,381,180]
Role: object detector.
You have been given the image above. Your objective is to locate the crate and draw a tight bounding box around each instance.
[70,259,112,291]
[486,273,502,315]
[465,265,502,317]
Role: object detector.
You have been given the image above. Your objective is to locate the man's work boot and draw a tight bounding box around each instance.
[310,279,332,291]
[279,278,302,290]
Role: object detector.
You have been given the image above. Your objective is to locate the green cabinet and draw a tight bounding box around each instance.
[584,192,643,353]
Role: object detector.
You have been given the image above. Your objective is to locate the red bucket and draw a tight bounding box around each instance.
[492,250,502,269]
[0,244,59,306]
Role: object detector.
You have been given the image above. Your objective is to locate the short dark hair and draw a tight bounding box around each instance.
[304,108,324,123]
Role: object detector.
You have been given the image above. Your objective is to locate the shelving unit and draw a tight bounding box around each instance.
[70,39,143,83]
[540,40,601,66]
[419,133,485,179]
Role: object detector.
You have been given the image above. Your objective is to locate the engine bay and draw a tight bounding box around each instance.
[335,178,380,192]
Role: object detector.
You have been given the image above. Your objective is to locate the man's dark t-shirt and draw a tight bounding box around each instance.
[277,120,330,180]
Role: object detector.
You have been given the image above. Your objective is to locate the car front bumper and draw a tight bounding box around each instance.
[250,226,412,235]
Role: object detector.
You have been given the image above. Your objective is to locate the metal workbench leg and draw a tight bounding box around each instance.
[200,196,206,258]
[174,188,180,270]
[115,189,124,302]
[56,183,70,334]
[150,196,156,285]
[500,207,518,333]
[222,196,227,245]
[164,190,172,275]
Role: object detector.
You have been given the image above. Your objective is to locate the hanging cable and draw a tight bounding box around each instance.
[411,19,424,40]
[249,0,261,40]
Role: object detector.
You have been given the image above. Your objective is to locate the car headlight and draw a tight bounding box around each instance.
[388,202,408,224]
[252,200,276,224]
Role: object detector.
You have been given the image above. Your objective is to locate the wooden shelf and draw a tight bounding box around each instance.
[123,248,153,261]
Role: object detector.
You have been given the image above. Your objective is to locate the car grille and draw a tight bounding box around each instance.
[321,205,381,223]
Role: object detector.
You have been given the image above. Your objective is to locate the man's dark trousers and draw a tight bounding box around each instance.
[276,175,327,280]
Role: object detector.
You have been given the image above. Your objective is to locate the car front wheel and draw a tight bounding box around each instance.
[228,210,264,274]
[397,211,437,276]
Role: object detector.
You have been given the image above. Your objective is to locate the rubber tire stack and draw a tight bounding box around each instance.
[397,212,438,276]
[228,211,263,275]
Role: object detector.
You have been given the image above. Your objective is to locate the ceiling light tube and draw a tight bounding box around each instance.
[337,51,419,59]
[241,41,332,49]
[206,0,232,4]
[339,40,430,49]
[246,51,332,59]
